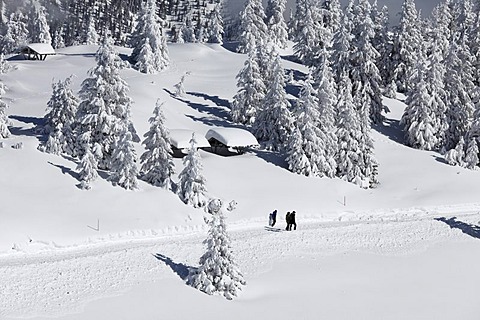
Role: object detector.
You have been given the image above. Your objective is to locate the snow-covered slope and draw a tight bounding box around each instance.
[1,43,480,319]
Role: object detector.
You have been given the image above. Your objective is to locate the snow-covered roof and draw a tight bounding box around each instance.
[22,43,56,55]
[169,129,210,149]
[205,128,259,147]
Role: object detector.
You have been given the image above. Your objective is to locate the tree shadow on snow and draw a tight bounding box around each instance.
[48,161,79,180]
[153,253,194,281]
[250,149,289,170]
[372,117,405,145]
[187,91,231,110]
[164,88,230,120]
[435,217,480,240]
[8,115,44,138]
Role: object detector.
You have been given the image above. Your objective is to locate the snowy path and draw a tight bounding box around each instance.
[1,208,480,319]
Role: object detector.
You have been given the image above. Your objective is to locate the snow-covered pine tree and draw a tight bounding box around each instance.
[28,1,51,44]
[444,39,476,151]
[322,0,342,35]
[401,59,438,150]
[331,14,353,84]
[0,53,11,73]
[188,198,246,300]
[349,0,385,125]
[445,136,466,167]
[464,136,479,169]
[391,0,424,94]
[314,48,338,178]
[206,4,224,44]
[252,50,293,151]
[371,2,394,93]
[335,73,364,186]
[1,11,29,54]
[85,15,100,45]
[231,47,266,125]
[39,76,79,155]
[174,72,190,98]
[292,2,325,66]
[265,0,288,49]
[0,81,11,138]
[130,0,169,73]
[286,74,323,176]
[76,132,99,190]
[181,14,197,43]
[134,37,156,74]
[178,133,208,208]
[140,100,175,189]
[470,8,480,86]
[237,0,268,54]
[108,126,139,190]
[75,34,137,170]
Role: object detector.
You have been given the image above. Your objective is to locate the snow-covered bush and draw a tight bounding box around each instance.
[187,199,246,300]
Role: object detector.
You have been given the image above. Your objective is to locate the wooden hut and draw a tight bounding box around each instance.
[20,43,56,60]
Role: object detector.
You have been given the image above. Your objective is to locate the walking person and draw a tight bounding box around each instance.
[290,211,297,230]
[285,211,291,231]
[270,210,277,227]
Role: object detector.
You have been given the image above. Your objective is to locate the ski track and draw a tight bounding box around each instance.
[1,205,479,319]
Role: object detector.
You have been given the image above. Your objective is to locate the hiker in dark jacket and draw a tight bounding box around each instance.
[285,211,291,231]
[270,210,277,227]
[290,211,297,230]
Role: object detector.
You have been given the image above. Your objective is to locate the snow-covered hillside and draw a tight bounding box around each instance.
[1,43,480,319]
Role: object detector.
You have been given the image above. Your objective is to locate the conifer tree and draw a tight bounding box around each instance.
[0,54,11,74]
[85,16,100,45]
[130,0,170,73]
[0,81,10,138]
[206,4,224,44]
[445,136,466,167]
[76,132,99,190]
[178,133,208,208]
[231,47,266,125]
[444,40,476,150]
[1,11,29,54]
[237,0,268,54]
[392,0,423,93]
[75,35,137,170]
[293,3,321,66]
[108,126,139,190]
[28,1,51,44]
[401,60,438,150]
[265,0,288,49]
[188,199,246,300]
[253,51,292,151]
[464,137,479,169]
[140,100,175,189]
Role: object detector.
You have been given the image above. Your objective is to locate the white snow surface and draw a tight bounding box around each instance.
[1,43,480,319]
[169,128,210,149]
[205,127,259,147]
[21,43,56,55]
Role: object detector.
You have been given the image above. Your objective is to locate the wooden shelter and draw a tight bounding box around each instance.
[20,43,56,60]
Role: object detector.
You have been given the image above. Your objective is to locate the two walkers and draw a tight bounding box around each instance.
[268,209,297,231]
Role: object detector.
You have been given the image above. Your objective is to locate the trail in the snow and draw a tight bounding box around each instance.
[0,211,477,319]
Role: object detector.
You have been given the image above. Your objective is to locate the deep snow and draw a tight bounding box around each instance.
[1,43,480,319]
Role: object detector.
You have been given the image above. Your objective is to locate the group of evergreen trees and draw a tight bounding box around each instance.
[231,0,480,188]
[0,0,227,54]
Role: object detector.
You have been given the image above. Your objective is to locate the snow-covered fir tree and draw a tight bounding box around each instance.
[444,39,476,151]
[237,0,268,54]
[188,199,246,300]
[0,53,11,73]
[286,73,333,177]
[349,0,386,125]
[134,37,156,74]
[231,47,266,125]
[140,100,175,189]
[313,49,338,178]
[39,76,78,155]
[265,0,288,49]
[252,50,293,151]
[76,133,99,190]
[1,11,29,54]
[130,0,169,73]
[445,136,466,167]
[463,136,479,169]
[371,2,394,93]
[178,133,208,208]
[85,16,100,45]
[181,15,197,43]
[391,0,424,93]
[206,4,224,44]
[174,72,190,98]
[401,59,438,150]
[75,35,137,170]
[108,126,139,190]
[0,81,10,138]
[28,1,51,44]
[335,73,364,186]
